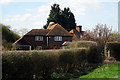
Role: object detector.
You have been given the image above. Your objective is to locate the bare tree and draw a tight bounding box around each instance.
[82,24,112,46]
[19,28,28,36]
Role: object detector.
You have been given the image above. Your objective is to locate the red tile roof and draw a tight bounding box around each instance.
[47,24,72,36]
[69,29,80,40]
[13,24,72,45]
[25,24,72,36]
[25,29,50,36]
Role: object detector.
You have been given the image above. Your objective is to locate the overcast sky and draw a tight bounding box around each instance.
[0,0,119,32]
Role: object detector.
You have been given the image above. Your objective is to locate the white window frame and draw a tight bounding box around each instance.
[35,36,43,41]
[54,36,62,41]
[36,46,42,50]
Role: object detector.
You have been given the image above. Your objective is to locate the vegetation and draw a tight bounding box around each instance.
[87,45,103,64]
[71,63,119,79]
[1,24,20,50]
[44,3,76,31]
[82,24,112,49]
[3,45,103,79]
[69,41,97,49]
[108,33,120,42]
[2,22,120,79]
[2,49,86,79]
[3,40,120,79]
[105,42,120,60]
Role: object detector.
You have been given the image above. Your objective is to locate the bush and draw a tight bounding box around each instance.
[105,42,120,60]
[69,41,97,49]
[2,49,88,79]
[3,44,104,79]
[87,45,103,64]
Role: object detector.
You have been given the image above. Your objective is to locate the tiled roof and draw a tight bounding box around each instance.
[47,24,72,36]
[13,24,72,45]
[69,29,76,34]
[25,29,50,36]
[69,29,80,40]
[25,24,71,36]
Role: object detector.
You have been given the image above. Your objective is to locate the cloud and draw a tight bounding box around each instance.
[38,5,50,17]
[3,13,46,29]
[0,0,13,5]
[33,21,44,27]
[48,0,102,16]
[3,0,102,30]
[4,13,32,22]
[26,9,34,12]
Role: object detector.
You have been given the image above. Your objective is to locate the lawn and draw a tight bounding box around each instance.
[70,63,120,80]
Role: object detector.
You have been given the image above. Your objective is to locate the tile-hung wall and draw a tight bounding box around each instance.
[118,1,120,33]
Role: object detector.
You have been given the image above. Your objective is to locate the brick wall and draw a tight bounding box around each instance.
[22,35,72,50]
[48,36,72,49]
[24,35,47,49]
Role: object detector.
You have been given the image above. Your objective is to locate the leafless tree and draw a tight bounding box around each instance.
[82,24,112,46]
[19,28,28,36]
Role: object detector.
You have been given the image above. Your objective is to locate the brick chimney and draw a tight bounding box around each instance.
[47,22,55,29]
[76,25,82,33]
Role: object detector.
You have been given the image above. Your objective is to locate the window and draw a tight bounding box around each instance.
[54,36,62,41]
[35,36,43,41]
[36,46,42,50]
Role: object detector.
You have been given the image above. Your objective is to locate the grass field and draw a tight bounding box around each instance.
[71,63,120,80]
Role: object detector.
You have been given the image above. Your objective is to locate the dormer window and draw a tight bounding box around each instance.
[35,36,43,41]
[54,36,62,41]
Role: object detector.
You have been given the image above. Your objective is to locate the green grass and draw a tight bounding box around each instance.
[71,63,120,80]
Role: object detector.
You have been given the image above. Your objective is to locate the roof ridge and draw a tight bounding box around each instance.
[12,37,23,45]
[46,24,58,35]
[57,24,71,35]
[47,23,72,36]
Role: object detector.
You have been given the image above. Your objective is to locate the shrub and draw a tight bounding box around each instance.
[3,44,104,79]
[2,48,88,79]
[69,41,97,49]
[69,41,104,64]
[2,52,33,79]
[87,45,103,64]
[105,42,120,60]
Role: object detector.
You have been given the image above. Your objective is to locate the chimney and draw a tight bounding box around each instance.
[47,22,55,29]
[76,25,82,33]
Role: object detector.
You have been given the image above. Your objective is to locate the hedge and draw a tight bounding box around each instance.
[2,46,103,79]
[69,41,97,49]
[2,49,88,79]
[105,42,120,60]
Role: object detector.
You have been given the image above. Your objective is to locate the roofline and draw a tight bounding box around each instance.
[46,24,72,36]
[12,37,23,46]
[12,36,32,46]
[46,24,57,35]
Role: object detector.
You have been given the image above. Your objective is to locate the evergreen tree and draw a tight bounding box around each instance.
[43,3,76,31]
[61,8,76,31]
[43,4,61,29]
